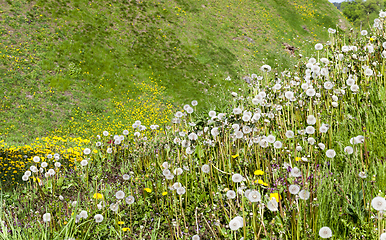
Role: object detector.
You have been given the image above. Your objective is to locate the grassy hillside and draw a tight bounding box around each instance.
[0,0,350,143]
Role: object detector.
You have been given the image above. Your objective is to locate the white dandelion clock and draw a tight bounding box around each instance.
[201,164,210,173]
[208,110,216,118]
[80,159,88,166]
[371,196,386,211]
[291,167,302,177]
[191,100,198,106]
[306,126,315,134]
[229,218,242,230]
[307,115,316,125]
[365,68,373,77]
[285,130,294,138]
[267,198,278,211]
[267,135,276,143]
[173,168,184,176]
[289,184,300,195]
[47,169,55,176]
[24,170,31,177]
[344,146,354,154]
[192,235,200,240]
[233,108,242,115]
[299,190,310,200]
[235,131,244,139]
[306,88,316,97]
[22,175,29,181]
[361,30,368,36]
[319,227,332,238]
[248,190,261,202]
[43,213,51,223]
[380,233,386,240]
[273,141,282,149]
[260,64,271,72]
[33,156,40,163]
[110,203,119,212]
[123,174,130,180]
[125,196,135,204]
[315,43,323,50]
[54,162,61,168]
[80,210,88,219]
[226,190,236,199]
[41,162,48,168]
[115,191,125,200]
[232,174,243,183]
[177,187,186,195]
[326,149,336,158]
[94,214,104,223]
[83,148,91,155]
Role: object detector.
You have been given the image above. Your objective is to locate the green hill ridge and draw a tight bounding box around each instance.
[0,0,350,144]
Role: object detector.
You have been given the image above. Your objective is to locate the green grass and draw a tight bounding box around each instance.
[0,0,349,143]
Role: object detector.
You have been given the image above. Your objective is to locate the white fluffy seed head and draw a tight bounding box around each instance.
[115,191,125,199]
[232,174,243,183]
[319,226,332,238]
[291,167,302,177]
[371,196,386,211]
[289,185,300,195]
[43,213,51,223]
[94,214,104,223]
[326,149,336,158]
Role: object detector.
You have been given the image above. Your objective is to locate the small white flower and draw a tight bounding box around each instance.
[358,172,367,179]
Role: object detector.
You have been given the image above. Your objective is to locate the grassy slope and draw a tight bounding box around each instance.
[0,0,350,144]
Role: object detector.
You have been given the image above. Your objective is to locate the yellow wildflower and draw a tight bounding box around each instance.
[162,191,167,196]
[270,193,281,202]
[122,228,130,232]
[231,153,239,158]
[254,170,264,175]
[93,193,104,199]
[257,179,269,186]
[118,221,124,225]
[144,188,152,193]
